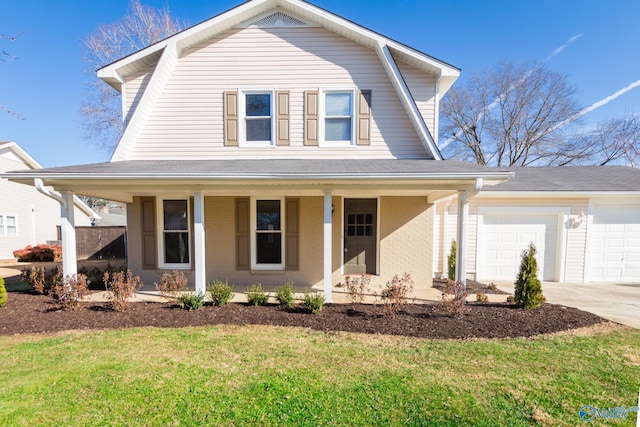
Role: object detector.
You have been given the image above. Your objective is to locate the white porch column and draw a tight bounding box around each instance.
[455,193,470,287]
[60,191,77,278]
[455,179,483,288]
[323,190,333,303]
[193,191,206,296]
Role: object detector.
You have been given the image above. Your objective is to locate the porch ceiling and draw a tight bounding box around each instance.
[2,159,513,203]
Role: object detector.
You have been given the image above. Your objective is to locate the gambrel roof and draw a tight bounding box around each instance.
[97,0,460,162]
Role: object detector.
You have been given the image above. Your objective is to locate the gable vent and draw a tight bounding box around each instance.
[249,12,307,28]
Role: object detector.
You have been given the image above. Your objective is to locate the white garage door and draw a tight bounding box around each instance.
[479,214,559,281]
[589,204,640,282]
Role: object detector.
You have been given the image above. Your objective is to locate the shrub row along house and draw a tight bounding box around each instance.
[2,0,638,298]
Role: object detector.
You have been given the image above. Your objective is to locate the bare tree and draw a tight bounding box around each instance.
[440,61,583,166]
[1,32,25,119]
[80,0,185,151]
[574,114,640,167]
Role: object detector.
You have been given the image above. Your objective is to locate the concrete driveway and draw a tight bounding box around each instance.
[495,281,640,329]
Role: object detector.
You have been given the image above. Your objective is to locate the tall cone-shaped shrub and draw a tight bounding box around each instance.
[0,276,7,308]
[514,243,545,309]
[447,240,457,280]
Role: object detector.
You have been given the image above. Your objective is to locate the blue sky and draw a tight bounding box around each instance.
[1,0,638,167]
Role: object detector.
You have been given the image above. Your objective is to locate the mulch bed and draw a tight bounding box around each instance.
[0,291,605,339]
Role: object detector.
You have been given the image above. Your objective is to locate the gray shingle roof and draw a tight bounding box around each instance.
[5,159,511,178]
[486,166,640,192]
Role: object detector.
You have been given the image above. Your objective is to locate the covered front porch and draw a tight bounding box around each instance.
[2,159,513,301]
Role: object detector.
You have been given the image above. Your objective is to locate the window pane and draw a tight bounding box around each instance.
[164,200,188,231]
[325,118,351,141]
[7,216,16,226]
[246,94,271,117]
[325,93,351,116]
[256,233,282,264]
[257,200,281,231]
[164,232,190,263]
[246,118,271,141]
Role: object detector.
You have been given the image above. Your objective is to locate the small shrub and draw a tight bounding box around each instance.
[476,292,488,303]
[246,283,268,306]
[177,292,204,311]
[344,275,371,305]
[487,282,498,291]
[50,274,90,310]
[208,279,235,306]
[447,240,457,280]
[506,295,515,304]
[104,270,143,312]
[378,273,414,316]
[275,281,296,308]
[435,280,468,317]
[155,270,188,299]
[23,266,47,294]
[13,244,62,262]
[0,276,6,308]
[514,243,545,310]
[303,291,324,314]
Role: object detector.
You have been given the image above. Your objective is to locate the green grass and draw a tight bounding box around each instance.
[0,324,638,426]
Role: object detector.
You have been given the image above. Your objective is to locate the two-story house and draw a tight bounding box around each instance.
[3,0,512,300]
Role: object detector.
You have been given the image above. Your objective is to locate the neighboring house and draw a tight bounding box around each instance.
[2,0,514,299]
[434,166,640,283]
[0,141,97,260]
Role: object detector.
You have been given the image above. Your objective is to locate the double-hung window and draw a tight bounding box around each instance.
[320,89,355,146]
[159,199,190,268]
[0,214,17,236]
[251,198,284,270]
[240,90,274,147]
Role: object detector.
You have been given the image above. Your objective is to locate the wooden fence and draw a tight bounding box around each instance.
[57,226,127,260]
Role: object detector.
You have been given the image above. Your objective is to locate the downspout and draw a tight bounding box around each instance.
[34,179,77,278]
[456,178,483,288]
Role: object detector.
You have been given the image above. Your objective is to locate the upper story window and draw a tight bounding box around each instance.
[240,90,275,147]
[158,199,190,269]
[0,214,17,236]
[320,89,355,147]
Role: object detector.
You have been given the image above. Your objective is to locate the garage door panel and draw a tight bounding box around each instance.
[480,214,557,282]
[589,204,640,282]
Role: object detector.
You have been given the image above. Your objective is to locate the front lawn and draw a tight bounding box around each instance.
[0,324,638,426]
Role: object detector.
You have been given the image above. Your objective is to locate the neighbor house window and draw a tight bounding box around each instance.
[251,198,284,270]
[159,199,190,268]
[321,90,355,146]
[240,90,274,147]
[0,214,17,236]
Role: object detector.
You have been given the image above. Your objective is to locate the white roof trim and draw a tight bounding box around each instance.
[97,0,459,93]
[110,42,178,162]
[0,142,99,218]
[375,42,442,160]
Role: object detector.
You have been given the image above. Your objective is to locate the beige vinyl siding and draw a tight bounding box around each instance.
[395,59,437,139]
[440,196,589,282]
[123,65,155,124]
[128,26,431,160]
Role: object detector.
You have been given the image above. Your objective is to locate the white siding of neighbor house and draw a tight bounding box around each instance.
[125,26,433,160]
[123,65,154,124]
[0,150,93,259]
[395,59,437,140]
[435,196,589,283]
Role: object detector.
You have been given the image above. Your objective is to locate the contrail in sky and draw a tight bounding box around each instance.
[439,34,584,150]
[545,33,583,61]
[575,79,640,118]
